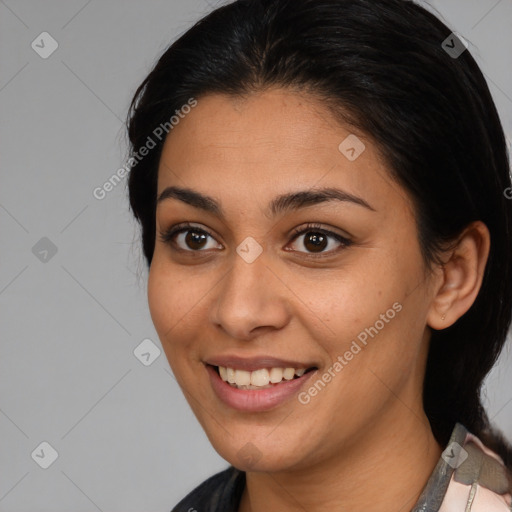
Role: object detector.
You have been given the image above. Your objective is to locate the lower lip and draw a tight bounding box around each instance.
[206,364,317,412]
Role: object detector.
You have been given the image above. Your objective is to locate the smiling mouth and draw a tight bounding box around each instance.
[210,364,317,390]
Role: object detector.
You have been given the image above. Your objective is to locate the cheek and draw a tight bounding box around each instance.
[147,265,172,335]
[307,257,421,372]
[147,262,211,360]
[147,264,192,348]
[291,264,402,345]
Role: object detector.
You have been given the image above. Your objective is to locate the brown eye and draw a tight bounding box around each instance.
[303,232,328,252]
[184,230,208,250]
[288,224,352,255]
[159,224,223,252]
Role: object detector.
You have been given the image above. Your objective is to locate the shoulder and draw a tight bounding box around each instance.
[413,423,512,512]
[171,465,245,512]
[442,426,512,511]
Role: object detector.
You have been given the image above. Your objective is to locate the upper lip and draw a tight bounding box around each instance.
[205,355,318,372]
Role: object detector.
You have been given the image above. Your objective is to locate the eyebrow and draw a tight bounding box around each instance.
[156,185,375,217]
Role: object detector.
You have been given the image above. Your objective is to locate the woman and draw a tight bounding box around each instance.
[126,0,512,510]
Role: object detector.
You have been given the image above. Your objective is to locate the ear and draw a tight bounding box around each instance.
[427,221,490,331]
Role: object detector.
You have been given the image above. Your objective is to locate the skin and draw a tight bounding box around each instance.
[147,88,490,512]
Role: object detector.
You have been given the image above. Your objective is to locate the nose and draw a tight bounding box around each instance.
[209,249,291,341]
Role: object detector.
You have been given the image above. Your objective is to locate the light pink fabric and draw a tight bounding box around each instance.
[438,430,511,511]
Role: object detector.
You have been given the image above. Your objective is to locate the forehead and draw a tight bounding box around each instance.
[162,89,349,157]
[156,88,410,216]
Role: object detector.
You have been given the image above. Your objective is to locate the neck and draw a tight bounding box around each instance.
[238,410,442,512]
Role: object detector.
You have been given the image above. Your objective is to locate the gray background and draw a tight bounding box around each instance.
[0,0,511,511]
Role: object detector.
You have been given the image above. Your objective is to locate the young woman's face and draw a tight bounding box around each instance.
[148,89,439,472]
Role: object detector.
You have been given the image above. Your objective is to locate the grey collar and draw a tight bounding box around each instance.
[411,422,468,512]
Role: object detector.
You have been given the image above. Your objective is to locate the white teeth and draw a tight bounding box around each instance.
[283,368,295,380]
[217,365,310,388]
[269,367,283,383]
[250,369,270,386]
[234,369,251,386]
[226,367,236,384]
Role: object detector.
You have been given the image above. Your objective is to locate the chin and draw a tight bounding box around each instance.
[210,435,307,473]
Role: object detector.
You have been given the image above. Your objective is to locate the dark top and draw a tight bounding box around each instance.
[171,423,512,512]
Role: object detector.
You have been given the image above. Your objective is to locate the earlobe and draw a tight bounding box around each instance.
[427,221,490,331]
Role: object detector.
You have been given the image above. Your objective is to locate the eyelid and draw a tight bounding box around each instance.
[289,222,352,241]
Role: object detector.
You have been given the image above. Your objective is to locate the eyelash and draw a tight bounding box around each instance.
[158,222,352,256]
